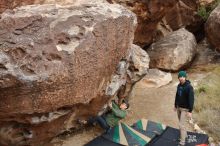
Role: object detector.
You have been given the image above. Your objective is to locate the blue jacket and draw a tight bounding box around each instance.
[175,80,194,112]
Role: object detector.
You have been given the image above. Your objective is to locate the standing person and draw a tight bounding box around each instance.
[77,100,129,133]
[174,71,194,146]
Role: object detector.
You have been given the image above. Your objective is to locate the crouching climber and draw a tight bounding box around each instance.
[77,99,129,133]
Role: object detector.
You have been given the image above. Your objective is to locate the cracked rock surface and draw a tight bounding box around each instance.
[0,3,137,145]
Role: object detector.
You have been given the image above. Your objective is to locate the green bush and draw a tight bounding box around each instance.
[194,66,220,141]
[197,0,220,20]
[197,6,210,20]
[197,85,208,93]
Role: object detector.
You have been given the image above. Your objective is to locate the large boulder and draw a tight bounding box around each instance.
[147,28,197,71]
[0,3,136,145]
[110,0,179,47]
[205,4,220,52]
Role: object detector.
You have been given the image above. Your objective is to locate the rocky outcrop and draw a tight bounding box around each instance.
[164,0,219,42]
[99,45,150,115]
[127,44,150,83]
[117,44,150,100]
[147,28,197,71]
[165,0,199,30]
[205,4,220,52]
[0,3,137,145]
[110,0,179,47]
[104,44,150,104]
[135,69,172,88]
[192,39,220,67]
[110,0,215,46]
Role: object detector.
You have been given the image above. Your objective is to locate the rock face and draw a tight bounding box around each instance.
[110,0,179,47]
[165,0,199,30]
[100,45,150,115]
[0,0,33,14]
[135,69,172,88]
[110,0,213,46]
[0,0,107,14]
[0,3,137,145]
[192,39,220,66]
[205,4,220,52]
[104,44,150,104]
[127,44,150,83]
[164,0,214,41]
[117,44,150,100]
[147,28,197,71]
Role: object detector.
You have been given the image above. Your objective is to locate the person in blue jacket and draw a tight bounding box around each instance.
[174,71,194,146]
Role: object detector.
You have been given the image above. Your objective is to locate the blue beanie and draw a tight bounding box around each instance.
[178,71,187,78]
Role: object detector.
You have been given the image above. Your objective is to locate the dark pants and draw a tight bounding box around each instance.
[88,116,110,131]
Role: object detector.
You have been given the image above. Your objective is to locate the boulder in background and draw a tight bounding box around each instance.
[147,28,197,71]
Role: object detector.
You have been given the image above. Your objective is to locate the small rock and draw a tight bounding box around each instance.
[209,137,214,143]
[135,69,172,88]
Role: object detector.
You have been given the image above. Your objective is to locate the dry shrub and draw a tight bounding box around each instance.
[194,66,220,141]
